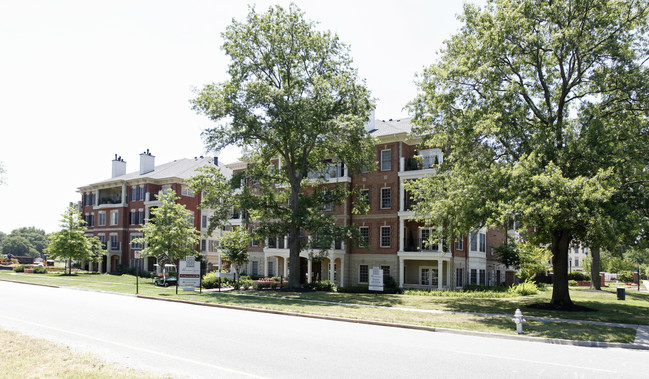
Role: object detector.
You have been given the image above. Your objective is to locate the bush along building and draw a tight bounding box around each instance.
[227,118,511,289]
[77,150,231,273]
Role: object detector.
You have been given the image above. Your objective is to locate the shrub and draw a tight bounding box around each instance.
[13,265,25,272]
[32,266,47,274]
[234,276,253,290]
[618,270,634,283]
[568,271,590,281]
[382,276,403,294]
[508,281,539,296]
[568,280,579,287]
[304,280,336,292]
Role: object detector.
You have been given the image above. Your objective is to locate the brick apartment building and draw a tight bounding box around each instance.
[228,118,510,289]
[77,151,231,273]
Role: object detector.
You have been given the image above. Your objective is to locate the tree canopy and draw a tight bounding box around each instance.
[47,206,102,275]
[192,4,375,287]
[407,0,649,305]
[136,190,200,261]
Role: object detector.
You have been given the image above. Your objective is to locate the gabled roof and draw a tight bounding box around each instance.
[79,157,232,190]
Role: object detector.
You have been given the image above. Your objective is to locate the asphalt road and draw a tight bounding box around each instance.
[0,280,647,378]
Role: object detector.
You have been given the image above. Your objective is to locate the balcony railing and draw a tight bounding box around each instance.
[403,157,439,172]
[403,237,446,252]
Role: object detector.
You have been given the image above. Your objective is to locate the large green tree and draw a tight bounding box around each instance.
[192,5,375,288]
[407,0,649,305]
[136,190,200,262]
[47,206,102,275]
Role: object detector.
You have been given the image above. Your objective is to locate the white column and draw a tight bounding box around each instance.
[283,257,288,278]
[400,157,405,172]
[399,218,405,252]
[399,257,405,287]
[121,184,127,206]
[307,258,312,283]
[264,254,269,277]
[284,236,288,249]
[437,260,443,290]
[106,254,112,273]
[329,259,335,282]
[399,179,405,212]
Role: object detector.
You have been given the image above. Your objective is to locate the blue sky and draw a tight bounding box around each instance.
[0,0,480,233]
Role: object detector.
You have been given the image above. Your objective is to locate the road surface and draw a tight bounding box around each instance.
[0,280,647,378]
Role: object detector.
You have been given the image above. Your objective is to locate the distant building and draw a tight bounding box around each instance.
[77,151,231,273]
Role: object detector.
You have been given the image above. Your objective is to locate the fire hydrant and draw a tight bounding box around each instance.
[512,308,526,334]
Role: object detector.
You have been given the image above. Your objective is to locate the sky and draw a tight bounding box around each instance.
[0,0,480,234]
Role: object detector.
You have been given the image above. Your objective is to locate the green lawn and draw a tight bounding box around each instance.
[1,270,646,344]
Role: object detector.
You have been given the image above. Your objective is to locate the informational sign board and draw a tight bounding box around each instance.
[369,267,384,291]
[179,256,201,288]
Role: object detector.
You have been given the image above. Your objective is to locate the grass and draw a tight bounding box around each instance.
[0,327,166,378]
[1,270,646,344]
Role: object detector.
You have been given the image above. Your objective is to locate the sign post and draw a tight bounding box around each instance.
[179,256,201,292]
[134,251,141,294]
[369,267,384,292]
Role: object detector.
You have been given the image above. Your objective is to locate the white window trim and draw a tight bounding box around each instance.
[380,226,391,248]
[380,149,391,171]
[380,187,391,209]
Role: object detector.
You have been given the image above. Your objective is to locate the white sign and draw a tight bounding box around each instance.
[179,256,201,288]
[369,267,384,291]
[134,251,141,259]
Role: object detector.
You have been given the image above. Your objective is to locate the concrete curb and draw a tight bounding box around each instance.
[2,278,647,350]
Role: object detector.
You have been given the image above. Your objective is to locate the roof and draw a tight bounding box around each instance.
[369,117,414,138]
[79,156,232,190]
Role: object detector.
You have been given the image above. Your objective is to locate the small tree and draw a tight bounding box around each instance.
[135,190,200,263]
[47,206,101,275]
[495,241,551,282]
[219,228,251,276]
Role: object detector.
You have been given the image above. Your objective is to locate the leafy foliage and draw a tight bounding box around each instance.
[192,4,375,288]
[218,228,251,273]
[407,0,649,306]
[494,241,551,281]
[135,190,200,261]
[46,206,102,275]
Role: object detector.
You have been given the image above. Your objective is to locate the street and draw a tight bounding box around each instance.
[0,280,647,378]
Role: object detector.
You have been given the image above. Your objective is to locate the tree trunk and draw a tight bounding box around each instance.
[590,245,601,290]
[550,229,573,306]
[287,178,302,289]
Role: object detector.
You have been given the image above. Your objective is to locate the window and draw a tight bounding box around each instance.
[268,261,274,276]
[381,265,390,279]
[470,232,478,251]
[130,234,143,249]
[479,269,486,285]
[85,214,94,227]
[381,188,391,209]
[359,189,369,208]
[380,226,391,248]
[359,265,369,283]
[381,149,391,171]
[202,215,208,229]
[110,234,119,250]
[456,268,463,287]
[251,261,259,276]
[470,269,477,285]
[421,229,438,251]
[110,210,118,226]
[456,235,464,250]
[181,185,194,197]
[201,240,207,252]
[575,258,579,267]
[420,149,441,169]
[359,226,369,247]
[98,212,106,226]
[479,232,486,252]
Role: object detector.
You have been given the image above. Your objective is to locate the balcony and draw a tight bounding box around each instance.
[306,162,350,183]
[403,237,448,253]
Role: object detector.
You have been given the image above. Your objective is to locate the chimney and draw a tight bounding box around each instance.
[140,149,155,175]
[364,109,376,133]
[112,154,126,178]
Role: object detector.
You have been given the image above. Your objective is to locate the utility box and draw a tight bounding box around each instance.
[617,287,625,300]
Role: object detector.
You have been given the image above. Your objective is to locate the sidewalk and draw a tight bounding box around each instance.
[204,290,649,350]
